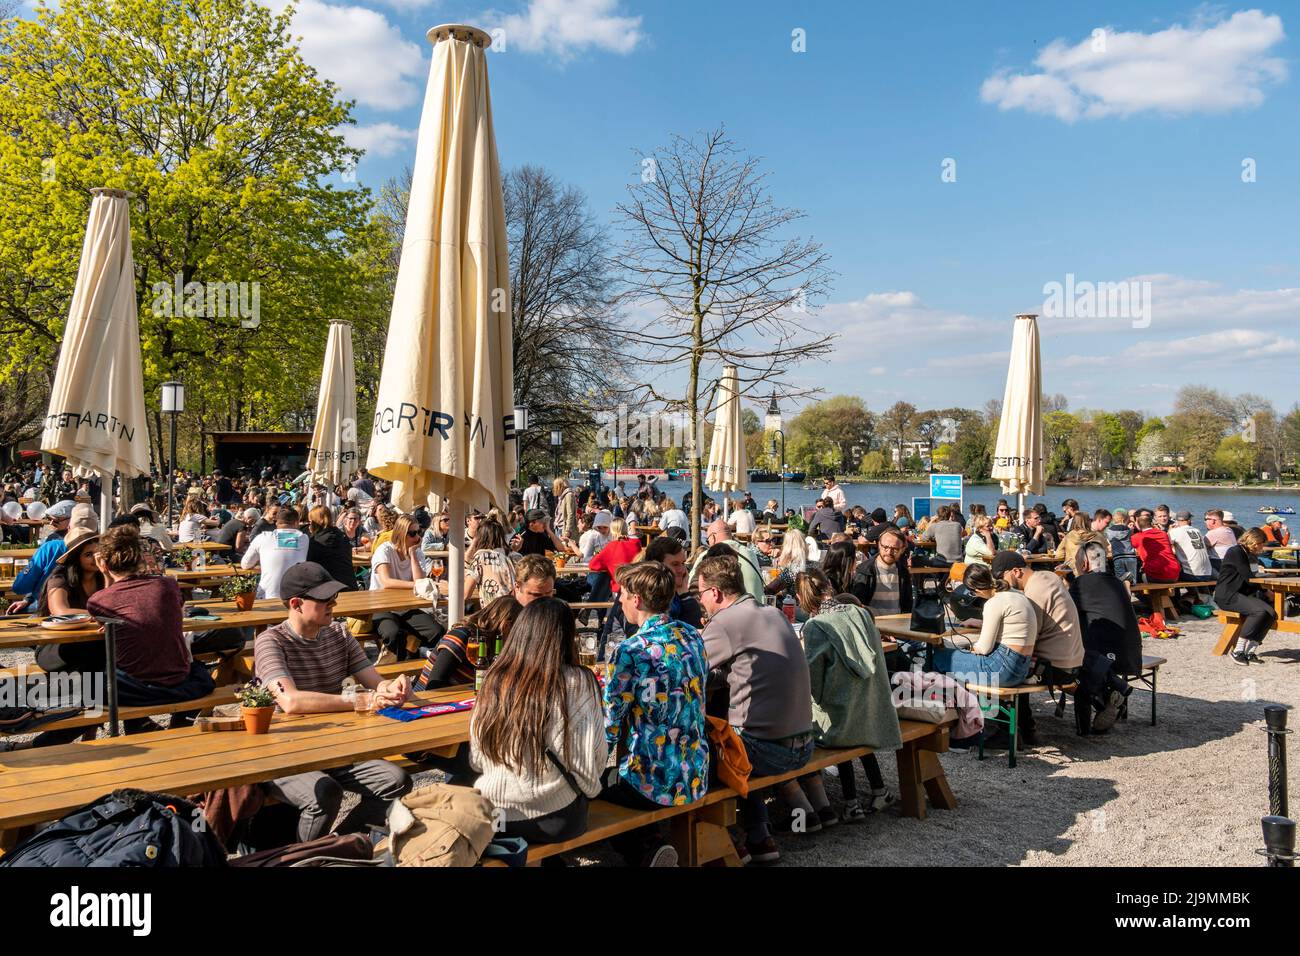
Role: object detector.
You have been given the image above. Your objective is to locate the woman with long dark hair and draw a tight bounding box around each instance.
[819,539,859,595]
[470,598,606,844]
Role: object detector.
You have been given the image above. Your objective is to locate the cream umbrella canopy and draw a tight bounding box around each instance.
[991,313,1046,516]
[40,188,150,526]
[306,320,359,488]
[705,366,748,517]
[365,24,515,624]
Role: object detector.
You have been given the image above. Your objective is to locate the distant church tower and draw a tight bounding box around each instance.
[764,392,782,433]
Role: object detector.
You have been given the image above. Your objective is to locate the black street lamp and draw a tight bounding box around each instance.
[550,429,563,480]
[161,381,184,529]
[771,428,787,514]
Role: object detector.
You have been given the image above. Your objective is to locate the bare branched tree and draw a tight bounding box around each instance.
[505,165,620,472]
[615,126,835,534]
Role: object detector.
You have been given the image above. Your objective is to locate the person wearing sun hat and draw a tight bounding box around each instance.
[6,499,77,614]
[129,502,176,553]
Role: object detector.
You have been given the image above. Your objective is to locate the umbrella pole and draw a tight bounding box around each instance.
[447,499,466,628]
[100,474,113,533]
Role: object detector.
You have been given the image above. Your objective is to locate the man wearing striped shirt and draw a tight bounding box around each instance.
[254,562,414,842]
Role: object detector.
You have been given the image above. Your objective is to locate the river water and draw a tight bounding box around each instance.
[612,478,1298,523]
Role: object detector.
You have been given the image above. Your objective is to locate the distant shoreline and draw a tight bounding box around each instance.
[832,477,1300,491]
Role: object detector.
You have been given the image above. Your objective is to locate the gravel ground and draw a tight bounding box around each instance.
[768,618,1299,867]
[4,617,1295,866]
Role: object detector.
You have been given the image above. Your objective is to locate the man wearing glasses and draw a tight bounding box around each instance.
[851,528,913,617]
[255,562,414,842]
[690,518,765,603]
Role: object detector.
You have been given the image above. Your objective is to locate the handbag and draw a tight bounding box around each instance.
[705,715,753,796]
[910,580,945,634]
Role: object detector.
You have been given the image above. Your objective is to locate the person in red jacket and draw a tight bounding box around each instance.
[588,518,643,593]
[1132,512,1182,583]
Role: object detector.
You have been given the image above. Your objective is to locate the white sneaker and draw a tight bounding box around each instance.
[646,844,679,867]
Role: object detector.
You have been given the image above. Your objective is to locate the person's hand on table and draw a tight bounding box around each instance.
[375,674,412,708]
[6,600,29,615]
[961,618,981,629]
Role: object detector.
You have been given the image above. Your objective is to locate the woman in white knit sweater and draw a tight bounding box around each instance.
[930,563,1037,687]
[469,598,607,844]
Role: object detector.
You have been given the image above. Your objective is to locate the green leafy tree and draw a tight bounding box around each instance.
[786,396,874,476]
[1165,409,1227,483]
[1095,413,1127,471]
[0,0,377,470]
[858,450,888,479]
[1213,435,1257,484]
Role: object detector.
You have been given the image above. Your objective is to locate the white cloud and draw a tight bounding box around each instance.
[263,0,427,110]
[1052,328,1300,371]
[342,122,417,157]
[1038,273,1300,335]
[981,10,1287,121]
[809,291,982,362]
[484,0,643,58]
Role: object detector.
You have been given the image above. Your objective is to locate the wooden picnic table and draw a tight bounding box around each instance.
[0,548,38,559]
[874,613,978,647]
[0,684,475,846]
[166,566,239,583]
[1250,577,1300,631]
[0,589,436,652]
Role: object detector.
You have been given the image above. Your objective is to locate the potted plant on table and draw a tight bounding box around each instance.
[236,679,276,734]
[171,545,197,571]
[219,572,260,612]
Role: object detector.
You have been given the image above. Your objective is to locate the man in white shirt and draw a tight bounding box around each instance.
[727,502,757,535]
[822,476,848,512]
[241,504,311,599]
[1168,511,1215,581]
[522,474,545,513]
[657,497,690,535]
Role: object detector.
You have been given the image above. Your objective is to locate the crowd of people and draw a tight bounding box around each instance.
[1,459,1294,863]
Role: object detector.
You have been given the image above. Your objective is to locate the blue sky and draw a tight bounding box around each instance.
[61,0,1300,417]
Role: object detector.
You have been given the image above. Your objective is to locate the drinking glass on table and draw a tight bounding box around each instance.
[579,634,598,669]
[353,689,375,714]
[430,559,444,583]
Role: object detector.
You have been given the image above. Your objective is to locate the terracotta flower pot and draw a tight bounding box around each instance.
[242,705,274,734]
[234,592,256,612]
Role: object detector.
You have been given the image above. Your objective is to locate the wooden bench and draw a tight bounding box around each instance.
[1130,581,1211,621]
[964,678,1078,768]
[487,718,955,867]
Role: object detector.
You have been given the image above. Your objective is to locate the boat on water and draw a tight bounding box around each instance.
[747,469,807,483]
[1258,506,1297,515]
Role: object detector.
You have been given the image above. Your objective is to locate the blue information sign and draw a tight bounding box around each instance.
[930,474,963,500]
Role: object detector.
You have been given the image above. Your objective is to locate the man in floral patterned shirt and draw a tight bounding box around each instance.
[602,560,710,864]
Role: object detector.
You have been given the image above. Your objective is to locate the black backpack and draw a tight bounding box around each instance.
[1,789,228,867]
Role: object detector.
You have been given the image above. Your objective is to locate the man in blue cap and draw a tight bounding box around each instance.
[7,500,78,614]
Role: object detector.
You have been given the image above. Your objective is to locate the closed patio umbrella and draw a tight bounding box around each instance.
[991,313,1045,516]
[39,187,151,736]
[306,320,359,490]
[705,366,748,517]
[40,188,150,523]
[365,24,515,624]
